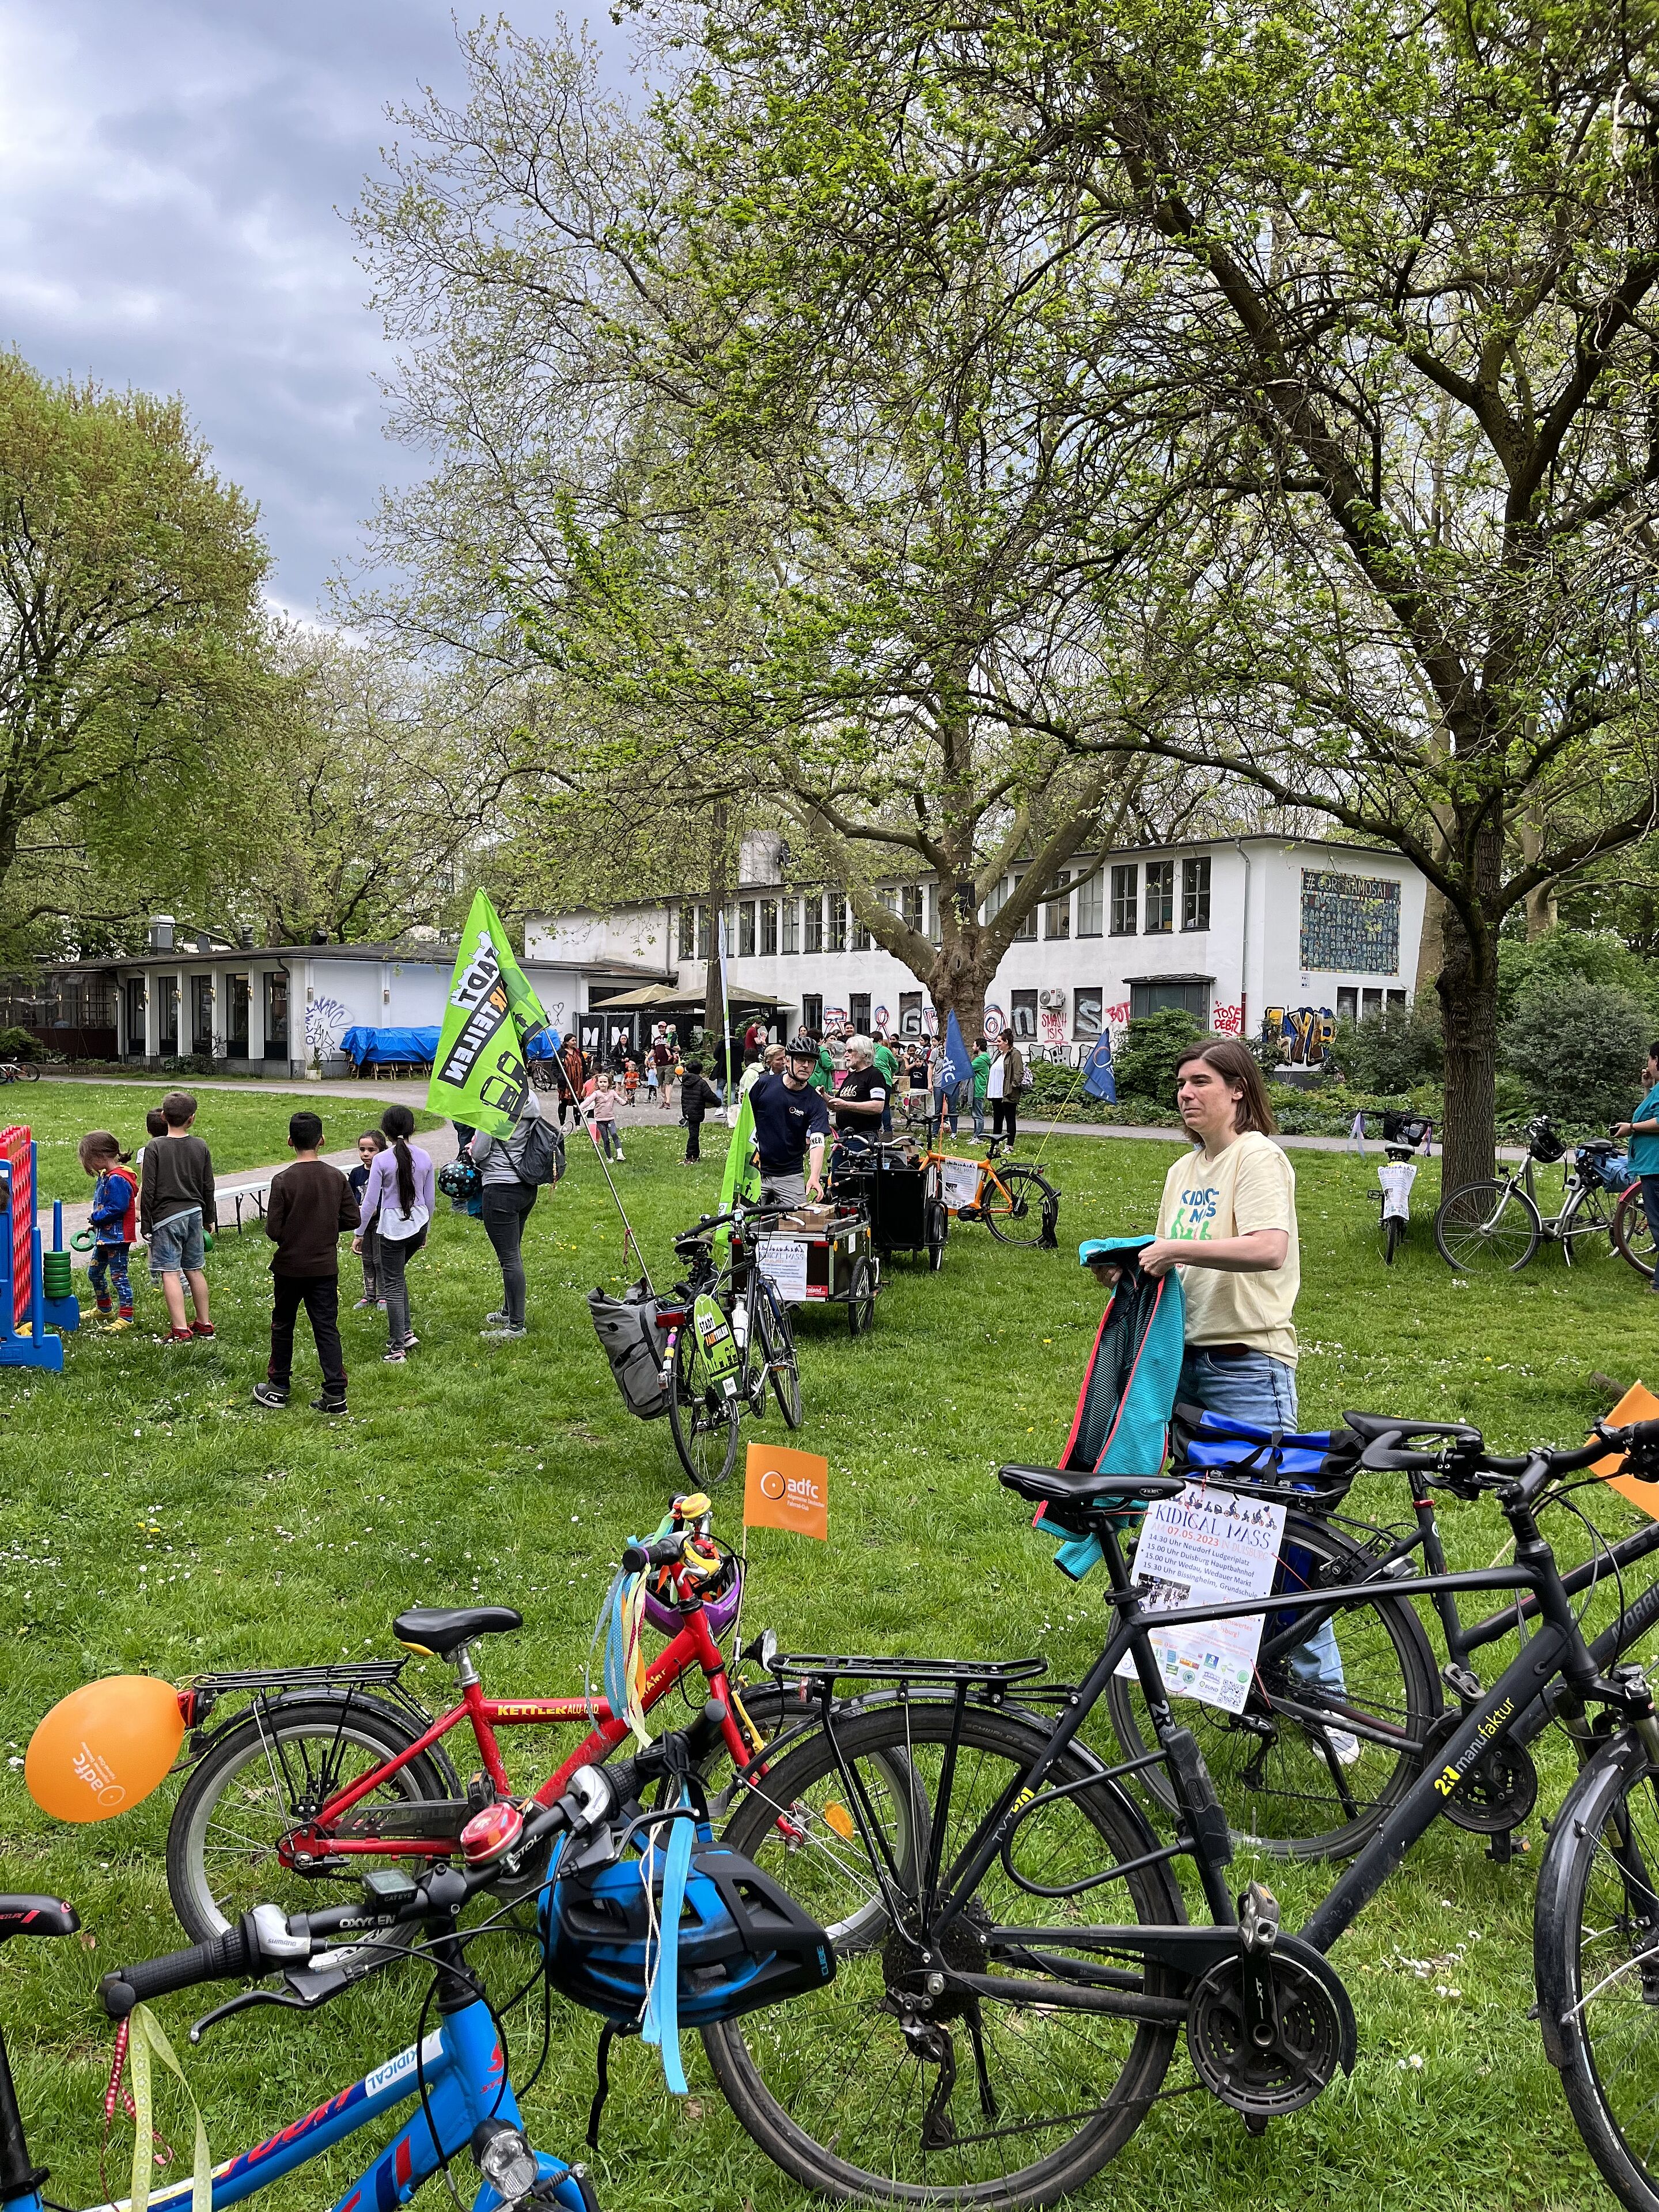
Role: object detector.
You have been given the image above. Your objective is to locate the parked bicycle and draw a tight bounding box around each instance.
[0,1059,39,1083]
[1613,1179,1658,1278]
[1358,1108,1433,1263]
[913,1133,1060,1249]
[1434,1113,1626,1271]
[661,1200,803,1486]
[700,1415,1659,2209]
[165,1499,796,1942]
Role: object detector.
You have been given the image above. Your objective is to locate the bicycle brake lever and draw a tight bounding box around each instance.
[187,1962,350,2044]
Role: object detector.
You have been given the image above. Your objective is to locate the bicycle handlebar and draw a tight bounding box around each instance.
[622,1533,689,1573]
[101,1922,255,2014]
[1357,1418,1657,1492]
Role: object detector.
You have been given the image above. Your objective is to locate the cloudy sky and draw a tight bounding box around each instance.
[0,1,626,617]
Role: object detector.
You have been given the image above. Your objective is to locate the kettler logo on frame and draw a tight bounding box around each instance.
[745,1443,829,1540]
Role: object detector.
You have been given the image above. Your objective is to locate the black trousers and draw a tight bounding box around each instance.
[684,1114,706,1162]
[270,1272,345,1394]
[482,1182,537,1325]
[992,1098,1018,1141]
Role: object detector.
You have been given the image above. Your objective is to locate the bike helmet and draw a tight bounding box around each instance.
[438,1158,482,1202]
[539,1830,835,2029]
[641,1541,743,1639]
[785,1035,819,1065]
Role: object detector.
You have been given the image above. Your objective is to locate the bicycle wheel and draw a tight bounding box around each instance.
[980,1165,1054,1249]
[706,1698,1181,2208]
[1434,1177,1542,1272]
[1535,1734,1659,2212]
[167,1698,454,1941]
[1562,1181,1619,1268]
[1103,1512,1437,1860]
[1615,1184,1657,1279]
[1382,1212,1404,1265]
[756,1277,802,1427]
[668,1325,741,1484]
[18,1061,37,1081]
[847,1252,876,1336]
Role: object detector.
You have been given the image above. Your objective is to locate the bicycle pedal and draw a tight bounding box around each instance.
[466,1773,497,1812]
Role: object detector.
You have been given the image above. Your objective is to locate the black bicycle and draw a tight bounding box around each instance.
[704,1415,1659,2209]
[661,1201,803,1485]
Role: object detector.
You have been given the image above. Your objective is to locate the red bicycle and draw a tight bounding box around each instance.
[164,1497,804,1941]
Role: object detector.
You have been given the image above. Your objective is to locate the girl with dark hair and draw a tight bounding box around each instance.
[352,1103,434,1362]
[349,1130,387,1310]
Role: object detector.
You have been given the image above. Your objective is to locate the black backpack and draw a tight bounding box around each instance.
[515,1115,566,1187]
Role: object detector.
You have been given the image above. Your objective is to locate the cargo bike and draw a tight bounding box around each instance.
[830,1134,950,1271]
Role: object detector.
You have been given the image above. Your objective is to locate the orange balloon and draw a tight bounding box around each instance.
[25,1676,184,1823]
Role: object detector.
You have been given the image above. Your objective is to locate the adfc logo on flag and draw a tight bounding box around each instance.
[744,1442,829,1540]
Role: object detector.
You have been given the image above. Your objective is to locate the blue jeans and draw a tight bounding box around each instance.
[1177,1349,1345,1697]
[1642,1175,1659,1247]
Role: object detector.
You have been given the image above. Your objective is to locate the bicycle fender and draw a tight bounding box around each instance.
[1532,1727,1652,2070]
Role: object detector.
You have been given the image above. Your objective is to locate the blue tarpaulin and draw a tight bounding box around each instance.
[338,1025,560,1067]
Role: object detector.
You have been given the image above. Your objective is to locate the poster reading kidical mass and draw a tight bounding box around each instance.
[1114,1484,1288,1714]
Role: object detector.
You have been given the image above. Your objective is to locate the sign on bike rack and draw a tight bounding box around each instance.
[1114,1482,1288,1712]
[756,1235,810,1302]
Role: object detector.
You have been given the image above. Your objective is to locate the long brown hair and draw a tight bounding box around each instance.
[1175,1038,1277,1137]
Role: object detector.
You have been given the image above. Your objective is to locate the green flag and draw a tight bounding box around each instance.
[426,891,551,1137]
[714,1089,761,1262]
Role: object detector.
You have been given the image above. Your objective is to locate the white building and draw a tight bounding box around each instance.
[528,832,1429,1066]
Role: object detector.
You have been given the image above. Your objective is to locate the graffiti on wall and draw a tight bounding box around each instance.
[304,996,351,1054]
[1299,870,1400,975]
[1263,1005,1337,1065]
[983,1004,1004,1037]
[1038,987,1068,1051]
[1212,1003,1243,1035]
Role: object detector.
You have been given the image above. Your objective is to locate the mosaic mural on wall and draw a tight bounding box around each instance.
[1299,870,1400,975]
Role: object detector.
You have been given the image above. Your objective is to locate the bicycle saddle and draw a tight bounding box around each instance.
[1340,1411,1483,1447]
[0,1896,78,1942]
[998,1464,1187,1509]
[394,1605,523,1657]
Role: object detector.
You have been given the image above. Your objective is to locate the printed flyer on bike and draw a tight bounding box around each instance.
[1114,1484,1289,1713]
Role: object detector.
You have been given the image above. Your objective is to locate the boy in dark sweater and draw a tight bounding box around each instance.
[139,1089,218,1343]
[680,1056,722,1164]
[252,1112,360,1415]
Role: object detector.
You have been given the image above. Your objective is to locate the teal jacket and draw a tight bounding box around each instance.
[1633,1083,1659,1177]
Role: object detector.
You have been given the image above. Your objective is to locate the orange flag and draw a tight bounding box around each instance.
[744,1442,829,1541]
[1592,1382,1659,1521]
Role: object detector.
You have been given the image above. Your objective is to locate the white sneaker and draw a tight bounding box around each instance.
[1328,1730,1361,1766]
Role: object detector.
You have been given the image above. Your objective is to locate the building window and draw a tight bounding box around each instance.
[828,895,848,953]
[678,903,695,959]
[738,901,756,957]
[928,885,942,944]
[159,977,179,1052]
[123,977,146,1051]
[264,972,288,1053]
[760,899,778,956]
[853,907,873,952]
[804,894,825,953]
[1336,986,1358,1021]
[191,975,214,1054]
[850,992,871,1033]
[802,993,823,1032]
[1130,978,1208,1021]
[696,906,711,960]
[1362,986,1384,1016]
[226,974,249,1059]
[1110,864,1138,935]
[1010,872,1036,942]
[899,990,923,1035]
[1145,860,1175,933]
[1387,987,1407,1006]
[1181,855,1211,931]
[901,884,924,934]
[782,898,800,955]
[1074,987,1104,1039]
[1045,872,1071,940]
[1075,870,1103,937]
[1010,988,1037,1038]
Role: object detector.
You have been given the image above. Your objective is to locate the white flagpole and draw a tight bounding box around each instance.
[719,906,740,1126]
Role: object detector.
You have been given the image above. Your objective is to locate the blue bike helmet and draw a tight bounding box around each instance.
[539,1834,835,2028]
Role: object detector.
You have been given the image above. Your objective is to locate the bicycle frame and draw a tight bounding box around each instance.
[0,1993,594,2212]
[278,1606,755,1866]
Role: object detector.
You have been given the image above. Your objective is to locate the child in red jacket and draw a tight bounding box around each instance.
[79,1130,138,1328]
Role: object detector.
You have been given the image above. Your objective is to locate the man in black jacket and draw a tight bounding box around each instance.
[253,1112,360,1415]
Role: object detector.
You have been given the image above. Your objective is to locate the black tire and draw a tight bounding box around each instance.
[756,1278,802,1428]
[166,1698,454,1942]
[847,1253,876,1336]
[1382,1212,1404,1265]
[705,1698,1180,2207]
[17,1062,37,1081]
[1103,1513,1438,1861]
[1434,1177,1542,1272]
[667,1324,741,1484]
[981,1164,1055,1248]
[1615,1184,1657,1280]
[1535,1732,1659,2212]
[925,1196,948,1271]
[1562,1180,1619,1269]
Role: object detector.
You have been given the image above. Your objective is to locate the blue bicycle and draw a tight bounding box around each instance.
[0,1702,774,2212]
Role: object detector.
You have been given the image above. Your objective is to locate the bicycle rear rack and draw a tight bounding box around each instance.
[188,1661,409,1694]
[770,1653,1048,1689]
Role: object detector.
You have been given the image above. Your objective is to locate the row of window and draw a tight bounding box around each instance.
[122,972,290,1056]
[677,857,1215,958]
[798,981,1205,1041]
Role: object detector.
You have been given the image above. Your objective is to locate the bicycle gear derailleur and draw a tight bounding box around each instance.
[1186,1883,1357,2133]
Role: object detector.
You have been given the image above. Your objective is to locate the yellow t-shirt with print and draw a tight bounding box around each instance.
[1156,1130,1300,1366]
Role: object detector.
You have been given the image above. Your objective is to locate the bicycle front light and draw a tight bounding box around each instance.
[472,2118,539,2202]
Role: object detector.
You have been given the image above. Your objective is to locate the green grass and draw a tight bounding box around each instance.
[5,1080,444,1200]
[0,1127,1654,2210]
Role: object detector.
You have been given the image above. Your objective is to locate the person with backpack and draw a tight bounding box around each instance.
[468,1088,558,1339]
[352,1103,434,1364]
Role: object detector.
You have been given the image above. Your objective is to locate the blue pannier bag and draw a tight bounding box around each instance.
[1176,1406,1361,1497]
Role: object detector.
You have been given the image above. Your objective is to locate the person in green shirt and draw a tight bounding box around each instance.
[1614,1039,1659,1295]
[873,1035,899,1135]
[971,1036,991,1142]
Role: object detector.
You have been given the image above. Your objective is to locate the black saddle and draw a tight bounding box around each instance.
[0,1896,78,1942]
[998,1464,1187,1511]
[394,1605,523,1658]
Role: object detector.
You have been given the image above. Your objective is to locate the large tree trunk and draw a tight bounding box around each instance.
[1414,882,1446,1003]
[1436,887,1501,1193]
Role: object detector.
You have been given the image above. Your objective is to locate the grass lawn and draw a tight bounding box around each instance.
[3,1081,445,1202]
[0,1124,1654,2210]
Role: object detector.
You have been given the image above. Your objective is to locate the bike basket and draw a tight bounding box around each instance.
[1172,1405,1364,1506]
[1380,1110,1433,1150]
[1574,1142,1631,1191]
[1528,1118,1567,1164]
[587,1280,670,1421]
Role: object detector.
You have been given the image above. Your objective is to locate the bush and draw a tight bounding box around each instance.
[1502,976,1652,1130]
[1112,1007,1203,1105]
[1328,1002,1443,1093]
[1497,926,1659,1024]
[0,1025,42,1062]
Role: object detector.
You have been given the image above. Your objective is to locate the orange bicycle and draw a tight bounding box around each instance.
[921,1134,1060,1248]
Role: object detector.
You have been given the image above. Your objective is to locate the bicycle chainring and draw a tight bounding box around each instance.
[1443,1739,1539,1834]
[1186,1951,1347,2119]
